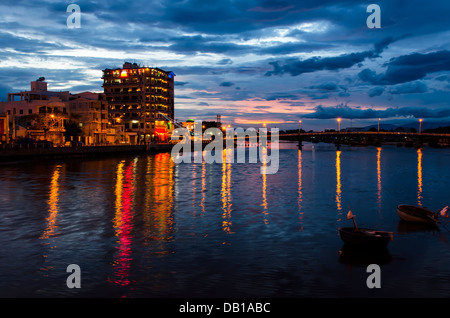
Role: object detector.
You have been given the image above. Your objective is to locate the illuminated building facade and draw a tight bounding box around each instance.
[102,62,175,144]
[0,113,8,143]
[67,92,109,145]
[0,78,68,144]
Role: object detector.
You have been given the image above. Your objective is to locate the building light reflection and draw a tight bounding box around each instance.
[152,153,174,239]
[111,159,136,287]
[192,162,197,208]
[221,149,233,233]
[377,147,382,210]
[261,146,269,224]
[40,165,62,241]
[39,164,63,273]
[142,153,174,244]
[417,148,423,206]
[298,149,304,231]
[200,159,206,215]
[336,150,342,212]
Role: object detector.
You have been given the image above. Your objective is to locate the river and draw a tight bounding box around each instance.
[1,142,450,297]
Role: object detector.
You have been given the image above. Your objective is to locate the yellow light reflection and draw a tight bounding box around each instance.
[113,160,125,232]
[147,153,174,240]
[336,150,342,211]
[298,149,304,231]
[377,147,382,209]
[221,149,233,233]
[261,146,269,224]
[40,165,62,241]
[200,159,206,215]
[192,163,197,208]
[417,148,423,207]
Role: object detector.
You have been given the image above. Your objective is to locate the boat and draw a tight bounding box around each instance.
[338,210,393,249]
[397,204,447,225]
[338,227,392,249]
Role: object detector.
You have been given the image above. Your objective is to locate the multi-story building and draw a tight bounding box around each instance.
[102,62,175,144]
[66,92,109,145]
[0,78,68,144]
[0,79,111,145]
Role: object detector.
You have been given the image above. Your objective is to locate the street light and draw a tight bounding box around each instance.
[419,118,423,134]
[378,118,381,133]
[299,120,302,133]
[337,118,341,132]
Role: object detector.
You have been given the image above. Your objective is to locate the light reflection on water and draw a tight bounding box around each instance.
[1,143,450,297]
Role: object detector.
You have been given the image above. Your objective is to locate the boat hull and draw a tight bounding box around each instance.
[397,205,438,224]
[338,227,391,249]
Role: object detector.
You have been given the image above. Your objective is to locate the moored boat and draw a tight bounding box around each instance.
[338,210,393,249]
[397,204,446,225]
[338,227,392,249]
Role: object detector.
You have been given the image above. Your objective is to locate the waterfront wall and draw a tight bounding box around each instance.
[0,143,174,161]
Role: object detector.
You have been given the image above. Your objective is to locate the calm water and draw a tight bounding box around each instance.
[1,143,450,298]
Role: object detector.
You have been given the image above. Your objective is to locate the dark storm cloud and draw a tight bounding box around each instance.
[302,104,450,120]
[217,59,233,65]
[265,51,371,76]
[167,35,246,55]
[368,87,385,97]
[163,33,334,56]
[160,0,330,34]
[358,50,450,85]
[265,37,396,77]
[220,82,235,87]
[309,83,338,91]
[388,81,428,95]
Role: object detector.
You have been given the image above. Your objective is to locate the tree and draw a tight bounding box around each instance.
[64,120,82,141]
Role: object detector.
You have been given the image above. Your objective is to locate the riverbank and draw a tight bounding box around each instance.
[0,143,174,161]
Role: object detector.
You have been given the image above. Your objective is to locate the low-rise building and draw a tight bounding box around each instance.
[66,92,109,145]
[0,78,68,145]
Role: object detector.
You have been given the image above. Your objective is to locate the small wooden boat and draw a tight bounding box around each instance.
[338,210,393,249]
[397,205,441,225]
[338,227,392,249]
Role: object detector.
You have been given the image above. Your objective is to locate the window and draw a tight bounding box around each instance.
[19,109,23,114]
[29,109,32,114]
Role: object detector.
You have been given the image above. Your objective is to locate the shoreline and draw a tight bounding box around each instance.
[0,143,174,162]
[1,140,449,163]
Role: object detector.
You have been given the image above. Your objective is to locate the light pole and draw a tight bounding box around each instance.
[419,118,423,134]
[337,118,341,132]
[378,118,381,133]
[298,120,302,150]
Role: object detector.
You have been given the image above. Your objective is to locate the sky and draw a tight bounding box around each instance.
[0,0,449,131]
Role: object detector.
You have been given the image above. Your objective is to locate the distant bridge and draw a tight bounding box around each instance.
[277,131,450,149]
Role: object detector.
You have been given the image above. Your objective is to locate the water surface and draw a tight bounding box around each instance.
[1,143,450,297]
